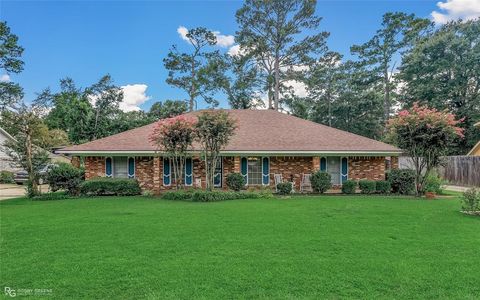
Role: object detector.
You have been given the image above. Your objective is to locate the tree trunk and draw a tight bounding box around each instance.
[189,58,196,112]
[274,51,280,111]
[383,67,390,127]
[25,126,38,196]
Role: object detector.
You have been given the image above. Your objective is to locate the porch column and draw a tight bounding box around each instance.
[71,156,80,168]
[234,156,241,173]
[153,157,161,194]
[391,156,399,169]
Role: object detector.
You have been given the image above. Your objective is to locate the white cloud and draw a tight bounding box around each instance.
[120,84,151,112]
[177,25,234,48]
[431,0,480,24]
[227,45,241,56]
[0,74,10,82]
[212,31,235,47]
[284,80,308,98]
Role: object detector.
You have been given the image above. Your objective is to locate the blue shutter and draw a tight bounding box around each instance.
[341,157,348,183]
[241,157,248,184]
[128,157,135,178]
[163,158,171,186]
[185,158,193,186]
[320,157,327,171]
[262,157,270,185]
[105,157,112,177]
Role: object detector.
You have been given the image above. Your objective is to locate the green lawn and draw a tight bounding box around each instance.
[1,195,479,299]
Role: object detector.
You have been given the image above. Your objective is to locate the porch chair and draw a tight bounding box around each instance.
[300,173,312,193]
[274,174,283,193]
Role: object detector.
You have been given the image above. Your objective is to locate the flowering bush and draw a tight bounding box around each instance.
[149,115,197,188]
[386,103,463,195]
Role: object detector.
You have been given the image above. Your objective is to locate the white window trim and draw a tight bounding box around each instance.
[105,157,113,178]
[185,158,193,186]
[262,156,270,186]
[128,156,135,179]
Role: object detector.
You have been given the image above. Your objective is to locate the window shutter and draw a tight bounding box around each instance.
[341,157,348,183]
[241,157,248,183]
[262,157,270,185]
[185,158,193,186]
[128,157,135,178]
[163,158,170,186]
[320,157,327,171]
[105,157,112,177]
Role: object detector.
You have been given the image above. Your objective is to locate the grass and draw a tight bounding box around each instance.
[1,195,479,299]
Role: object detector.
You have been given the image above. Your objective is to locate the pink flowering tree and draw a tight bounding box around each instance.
[386,103,464,195]
[149,115,197,189]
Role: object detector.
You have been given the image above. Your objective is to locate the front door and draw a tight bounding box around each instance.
[327,157,341,185]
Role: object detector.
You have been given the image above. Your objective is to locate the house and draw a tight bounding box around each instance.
[0,127,18,172]
[57,109,401,193]
[467,121,480,156]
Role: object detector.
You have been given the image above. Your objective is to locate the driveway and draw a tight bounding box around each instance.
[0,184,50,200]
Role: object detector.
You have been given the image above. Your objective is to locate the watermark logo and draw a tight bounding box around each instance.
[4,287,16,297]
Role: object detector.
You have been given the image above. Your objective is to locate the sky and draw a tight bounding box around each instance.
[1,0,479,111]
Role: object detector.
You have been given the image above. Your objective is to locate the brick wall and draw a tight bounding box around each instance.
[348,157,386,181]
[83,155,397,193]
[84,157,105,179]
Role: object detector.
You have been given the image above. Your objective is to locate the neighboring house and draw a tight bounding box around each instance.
[0,127,18,172]
[57,109,401,193]
[0,126,70,172]
[467,121,480,156]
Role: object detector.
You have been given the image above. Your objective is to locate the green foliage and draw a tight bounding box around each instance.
[226,173,245,191]
[80,178,141,196]
[358,180,376,194]
[46,163,84,195]
[276,182,292,195]
[32,191,71,201]
[161,189,270,202]
[461,188,480,212]
[341,180,357,194]
[149,100,188,120]
[195,111,236,190]
[387,169,415,195]
[375,180,391,194]
[311,171,332,193]
[0,171,14,184]
[142,190,155,197]
[424,172,443,193]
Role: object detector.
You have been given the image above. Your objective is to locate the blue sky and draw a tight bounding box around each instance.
[1,0,476,111]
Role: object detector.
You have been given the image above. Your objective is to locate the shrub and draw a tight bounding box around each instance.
[161,190,270,202]
[276,182,292,195]
[32,191,72,201]
[387,169,415,195]
[461,188,480,212]
[226,173,245,191]
[376,180,391,194]
[142,190,155,197]
[342,180,357,194]
[80,178,141,196]
[358,180,376,194]
[46,163,85,195]
[424,172,443,194]
[0,171,14,184]
[311,171,332,193]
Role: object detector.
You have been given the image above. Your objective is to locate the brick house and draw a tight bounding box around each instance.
[57,110,401,193]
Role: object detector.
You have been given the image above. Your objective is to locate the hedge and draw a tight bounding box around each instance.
[80,178,141,196]
[375,180,391,194]
[162,189,273,202]
[358,180,376,194]
[225,173,245,191]
[342,180,357,194]
[276,182,292,195]
[311,171,332,193]
[387,169,415,195]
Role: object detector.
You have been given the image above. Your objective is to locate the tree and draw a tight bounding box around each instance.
[236,0,329,110]
[195,111,236,190]
[149,115,196,189]
[163,27,221,111]
[398,19,480,154]
[3,99,50,197]
[149,100,188,120]
[0,21,24,110]
[86,74,123,140]
[350,12,431,126]
[386,103,464,196]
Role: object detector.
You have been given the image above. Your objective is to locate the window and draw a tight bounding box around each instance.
[113,157,128,178]
[185,158,193,186]
[214,159,222,187]
[247,158,262,185]
[327,157,341,185]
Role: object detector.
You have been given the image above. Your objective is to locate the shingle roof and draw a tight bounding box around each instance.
[58,109,401,154]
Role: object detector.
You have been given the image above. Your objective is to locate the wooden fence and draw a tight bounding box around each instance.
[439,156,480,187]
